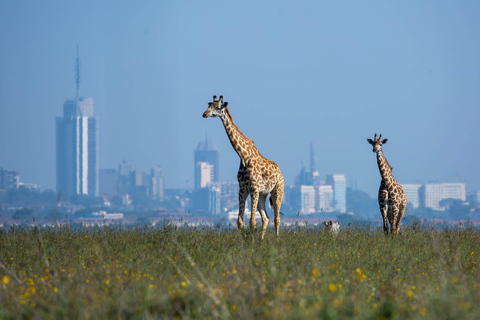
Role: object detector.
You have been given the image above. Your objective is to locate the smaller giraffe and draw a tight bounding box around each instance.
[367,134,407,235]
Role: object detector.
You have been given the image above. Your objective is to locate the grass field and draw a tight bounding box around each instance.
[0,223,479,319]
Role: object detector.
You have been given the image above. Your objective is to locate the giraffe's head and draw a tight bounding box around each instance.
[202,95,228,119]
[367,133,388,153]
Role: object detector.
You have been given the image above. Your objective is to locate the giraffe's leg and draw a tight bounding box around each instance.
[237,185,248,230]
[250,190,259,229]
[390,204,400,235]
[395,201,406,234]
[378,184,389,235]
[271,185,284,238]
[257,194,269,240]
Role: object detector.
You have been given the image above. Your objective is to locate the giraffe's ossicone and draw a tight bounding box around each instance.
[203,95,284,239]
[367,134,407,235]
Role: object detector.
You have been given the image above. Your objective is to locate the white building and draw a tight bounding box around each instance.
[317,185,334,212]
[299,185,316,214]
[422,183,466,211]
[195,162,213,188]
[402,184,422,209]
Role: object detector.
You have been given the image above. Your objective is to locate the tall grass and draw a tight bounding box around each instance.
[0,223,478,319]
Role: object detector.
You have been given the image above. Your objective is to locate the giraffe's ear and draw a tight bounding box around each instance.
[222,101,228,108]
[367,139,373,144]
[382,139,388,144]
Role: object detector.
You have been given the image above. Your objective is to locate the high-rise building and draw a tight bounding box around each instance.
[99,169,118,196]
[195,162,213,189]
[299,185,316,214]
[420,183,466,211]
[150,166,165,201]
[194,137,219,190]
[0,168,20,190]
[220,181,240,211]
[209,183,221,215]
[326,174,347,213]
[117,160,133,194]
[317,185,334,212]
[402,184,422,209]
[56,47,97,197]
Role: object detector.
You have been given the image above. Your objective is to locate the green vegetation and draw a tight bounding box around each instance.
[0,224,479,319]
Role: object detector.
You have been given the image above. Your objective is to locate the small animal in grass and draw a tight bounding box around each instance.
[324,221,340,236]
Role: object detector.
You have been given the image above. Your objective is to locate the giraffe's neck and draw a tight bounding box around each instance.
[220,108,260,165]
[376,149,393,182]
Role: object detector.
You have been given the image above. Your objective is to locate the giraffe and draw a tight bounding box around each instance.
[367,134,407,235]
[202,95,284,238]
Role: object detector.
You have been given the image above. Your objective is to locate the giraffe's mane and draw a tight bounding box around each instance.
[224,108,256,146]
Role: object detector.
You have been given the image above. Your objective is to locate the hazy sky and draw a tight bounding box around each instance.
[1,1,479,198]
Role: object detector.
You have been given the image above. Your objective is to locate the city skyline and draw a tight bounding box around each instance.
[1,1,479,199]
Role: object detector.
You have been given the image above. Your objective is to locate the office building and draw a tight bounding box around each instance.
[194,137,219,190]
[150,166,165,201]
[326,174,347,213]
[195,162,213,189]
[300,185,316,214]
[0,168,20,190]
[99,169,118,196]
[317,185,334,212]
[421,183,466,211]
[402,184,422,209]
[220,181,240,211]
[56,48,97,197]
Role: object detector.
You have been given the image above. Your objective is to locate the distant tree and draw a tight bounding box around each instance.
[346,188,378,217]
[131,189,153,207]
[440,199,471,220]
[13,208,35,220]
[5,188,57,207]
[69,194,103,207]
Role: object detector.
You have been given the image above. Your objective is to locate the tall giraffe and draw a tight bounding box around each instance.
[367,134,407,235]
[203,95,284,238]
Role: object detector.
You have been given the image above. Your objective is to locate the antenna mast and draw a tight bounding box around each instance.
[75,45,81,103]
[310,141,317,173]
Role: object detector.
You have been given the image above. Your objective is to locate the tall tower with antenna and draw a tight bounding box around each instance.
[56,46,98,197]
[310,141,320,187]
[310,141,316,173]
[75,45,81,103]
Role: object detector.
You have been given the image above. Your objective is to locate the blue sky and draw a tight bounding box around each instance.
[0,1,479,198]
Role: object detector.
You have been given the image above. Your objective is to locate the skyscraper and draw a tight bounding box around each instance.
[194,137,219,190]
[402,184,422,209]
[150,166,165,201]
[326,174,347,213]
[56,47,98,197]
[99,169,118,197]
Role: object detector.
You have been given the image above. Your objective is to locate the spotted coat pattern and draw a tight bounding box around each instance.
[203,96,284,238]
[367,134,407,235]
